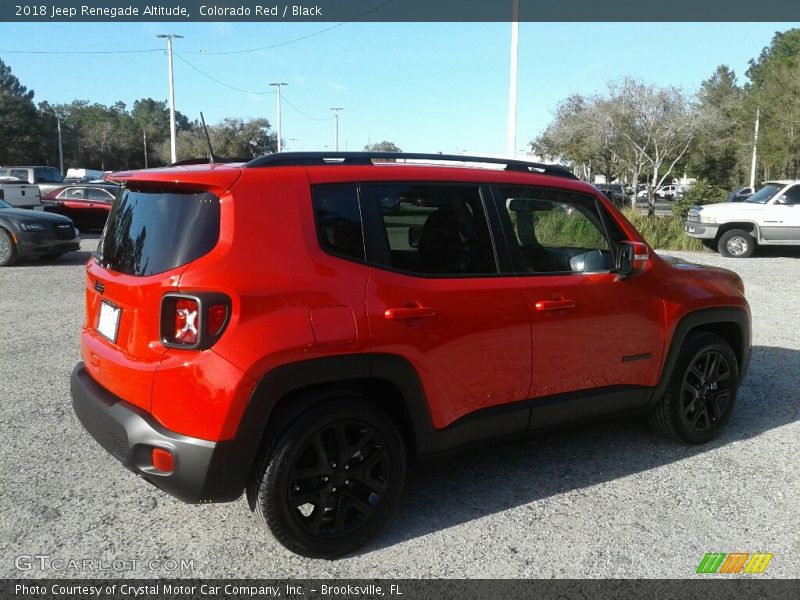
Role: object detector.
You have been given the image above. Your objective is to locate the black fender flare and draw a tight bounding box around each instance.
[229,353,437,492]
[650,306,751,405]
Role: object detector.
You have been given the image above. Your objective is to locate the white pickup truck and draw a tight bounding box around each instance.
[684,180,800,257]
[0,177,42,210]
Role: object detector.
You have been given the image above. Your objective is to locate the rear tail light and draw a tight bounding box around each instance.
[174,299,199,345]
[207,304,227,336]
[160,293,230,350]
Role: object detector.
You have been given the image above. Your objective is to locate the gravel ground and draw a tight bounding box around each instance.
[0,238,798,579]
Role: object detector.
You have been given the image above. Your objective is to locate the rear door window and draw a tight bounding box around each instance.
[361,183,498,276]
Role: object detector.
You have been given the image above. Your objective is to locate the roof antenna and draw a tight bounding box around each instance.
[200,112,215,165]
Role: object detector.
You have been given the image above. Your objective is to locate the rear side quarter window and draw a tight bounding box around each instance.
[311,185,365,262]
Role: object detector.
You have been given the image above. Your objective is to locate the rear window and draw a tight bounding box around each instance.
[98,188,220,276]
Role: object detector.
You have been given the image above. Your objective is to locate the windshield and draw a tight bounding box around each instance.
[746,184,782,204]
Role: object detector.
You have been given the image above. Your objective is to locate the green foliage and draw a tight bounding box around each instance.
[622,209,706,251]
[672,179,728,220]
[364,141,402,152]
[533,210,607,249]
[0,59,41,164]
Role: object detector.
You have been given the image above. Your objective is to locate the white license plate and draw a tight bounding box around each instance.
[687,226,696,233]
[97,301,120,343]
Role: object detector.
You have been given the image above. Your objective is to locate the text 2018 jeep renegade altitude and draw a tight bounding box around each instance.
[71,152,751,558]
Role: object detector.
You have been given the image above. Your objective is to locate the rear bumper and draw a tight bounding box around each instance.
[70,363,248,503]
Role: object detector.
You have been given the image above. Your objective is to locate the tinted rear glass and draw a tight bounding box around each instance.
[99,188,220,276]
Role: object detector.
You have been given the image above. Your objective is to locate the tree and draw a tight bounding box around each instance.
[602,79,699,214]
[745,29,800,180]
[0,59,41,164]
[533,79,700,213]
[687,66,748,187]
[364,141,402,152]
[168,117,277,163]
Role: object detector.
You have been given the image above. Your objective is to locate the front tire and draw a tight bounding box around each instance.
[250,396,406,558]
[718,229,755,258]
[649,332,739,444]
[0,229,18,267]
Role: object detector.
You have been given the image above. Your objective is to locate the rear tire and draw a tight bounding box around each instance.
[0,229,18,267]
[649,332,739,444]
[718,229,755,258]
[249,395,406,558]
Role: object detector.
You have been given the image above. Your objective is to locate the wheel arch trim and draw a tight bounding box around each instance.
[652,307,751,405]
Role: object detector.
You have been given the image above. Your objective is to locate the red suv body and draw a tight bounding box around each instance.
[72,153,750,558]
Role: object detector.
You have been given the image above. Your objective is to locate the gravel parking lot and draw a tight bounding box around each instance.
[1,238,798,579]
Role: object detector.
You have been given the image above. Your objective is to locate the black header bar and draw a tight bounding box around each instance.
[3,0,800,22]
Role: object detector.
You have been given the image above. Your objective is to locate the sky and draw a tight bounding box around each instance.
[1,21,798,158]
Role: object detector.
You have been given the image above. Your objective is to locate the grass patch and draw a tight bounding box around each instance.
[622,209,707,252]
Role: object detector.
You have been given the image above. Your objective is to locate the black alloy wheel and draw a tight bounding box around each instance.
[287,420,392,539]
[250,396,406,558]
[679,349,733,433]
[649,332,739,444]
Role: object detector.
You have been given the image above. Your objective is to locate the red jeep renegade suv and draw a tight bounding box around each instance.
[71,152,750,558]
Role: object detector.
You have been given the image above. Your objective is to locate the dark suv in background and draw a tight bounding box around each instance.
[594,183,627,208]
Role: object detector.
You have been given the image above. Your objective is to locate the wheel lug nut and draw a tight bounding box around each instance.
[293,485,300,491]
[332,487,337,492]
[331,462,337,468]
[345,480,350,485]
[344,465,349,470]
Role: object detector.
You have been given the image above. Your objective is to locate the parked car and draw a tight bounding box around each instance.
[71,152,750,558]
[685,179,800,257]
[0,198,80,266]
[593,183,626,208]
[727,186,754,203]
[637,184,678,200]
[0,165,65,195]
[42,184,118,230]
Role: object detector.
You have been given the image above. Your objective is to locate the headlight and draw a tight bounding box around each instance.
[20,222,46,232]
[699,214,718,224]
[687,209,700,221]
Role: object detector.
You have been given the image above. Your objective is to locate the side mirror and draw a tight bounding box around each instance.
[617,241,649,277]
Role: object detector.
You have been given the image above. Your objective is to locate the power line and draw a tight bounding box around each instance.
[282,95,335,121]
[174,53,275,94]
[0,48,161,55]
[175,53,335,122]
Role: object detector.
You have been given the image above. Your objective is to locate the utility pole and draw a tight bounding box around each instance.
[157,34,183,163]
[270,82,287,152]
[749,107,760,190]
[330,108,343,151]
[56,116,64,175]
[143,128,148,168]
[506,0,520,158]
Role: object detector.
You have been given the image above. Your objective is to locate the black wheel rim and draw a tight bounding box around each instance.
[680,350,732,432]
[287,420,390,539]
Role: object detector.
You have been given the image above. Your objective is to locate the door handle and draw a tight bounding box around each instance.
[534,299,575,311]
[384,306,436,320]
